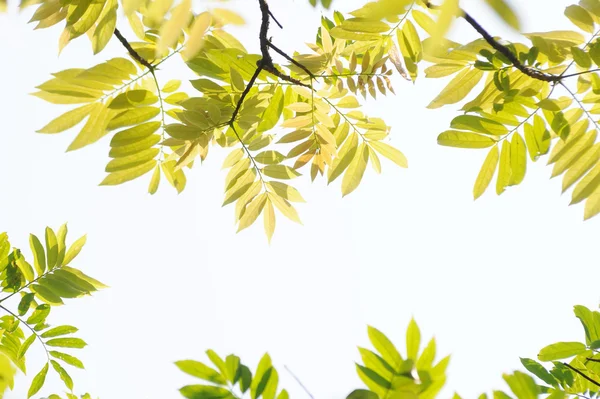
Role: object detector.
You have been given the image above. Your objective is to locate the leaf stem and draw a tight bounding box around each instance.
[0,304,49,361]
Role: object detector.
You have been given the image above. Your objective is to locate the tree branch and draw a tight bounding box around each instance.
[562,362,600,387]
[113,28,155,71]
[226,0,312,128]
[424,1,560,82]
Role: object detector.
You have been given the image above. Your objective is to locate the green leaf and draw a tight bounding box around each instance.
[225,355,241,384]
[41,326,78,339]
[416,338,436,370]
[56,224,68,268]
[27,304,50,325]
[450,115,508,135]
[496,140,512,195]
[538,342,587,361]
[50,351,84,369]
[32,283,64,305]
[46,338,87,349]
[250,354,272,399]
[255,151,286,165]
[157,0,191,55]
[148,164,161,195]
[92,0,117,54]
[179,385,234,399]
[15,256,35,282]
[107,107,160,130]
[237,193,268,233]
[427,68,483,109]
[342,143,369,197]
[437,131,497,149]
[367,326,403,371]
[27,363,48,398]
[37,104,95,134]
[346,389,379,399]
[61,265,107,289]
[67,104,115,151]
[484,0,520,29]
[503,371,539,399]
[18,293,35,317]
[406,318,421,361]
[571,162,600,204]
[565,5,595,33]
[45,227,58,270]
[100,159,157,186]
[29,234,46,275]
[63,235,86,266]
[369,141,408,168]
[509,133,527,186]
[329,132,359,183]
[17,334,36,359]
[51,360,73,391]
[519,358,557,386]
[175,360,227,385]
[263,165,301,180]
[258,86,284,132]
[474,145,499,200]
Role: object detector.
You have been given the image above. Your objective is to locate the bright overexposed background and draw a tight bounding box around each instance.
[1,0,599,398]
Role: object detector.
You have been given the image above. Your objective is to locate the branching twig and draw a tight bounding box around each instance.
[0,304,49,361]
[226,0,312,130]
[424,1,560,82]
[113,28,155,71]
[563,362,600,387]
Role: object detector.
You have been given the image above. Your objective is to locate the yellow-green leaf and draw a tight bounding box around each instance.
[27,363,49,398]
[427,68,483,109]
[509,133,527,186]
[496,140,512,195]
[263,165,301,180]
[369,141,408,168]
[584,186,600,220]
[148,165,161,195]
[342,143,369,197]
[101,160,157,186]
[182,11,212,60]
[63,235,87,266]
[565,5,595,33]
[237,193,267,233]
[264,199,276,243]
[270,194,302,224]
[563,143,600,192]
[571,161,600,204]
[29,234,46,275]
[474,145,499,200]
[157,0,191,56]
[437,131,497,149]
[484,0,520,30]
[37,103,95,134]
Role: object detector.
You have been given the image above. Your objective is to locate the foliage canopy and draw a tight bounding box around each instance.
[1,0,600,397]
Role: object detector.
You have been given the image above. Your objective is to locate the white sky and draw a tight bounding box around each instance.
[1,0,599,398]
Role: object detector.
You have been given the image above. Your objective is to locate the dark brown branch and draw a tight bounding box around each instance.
[424,1,560,82]
[113,28,155,71]
[268,42,315,79]
[227,0,312,128]
[562,362,600,387]
[229,65,264,124]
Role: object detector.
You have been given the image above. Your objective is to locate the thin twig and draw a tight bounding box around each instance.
[284,365,315,399]
[562,362,600,387]
[0,304,49,361]
[424,1,560,82]
[114,28,155,71]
